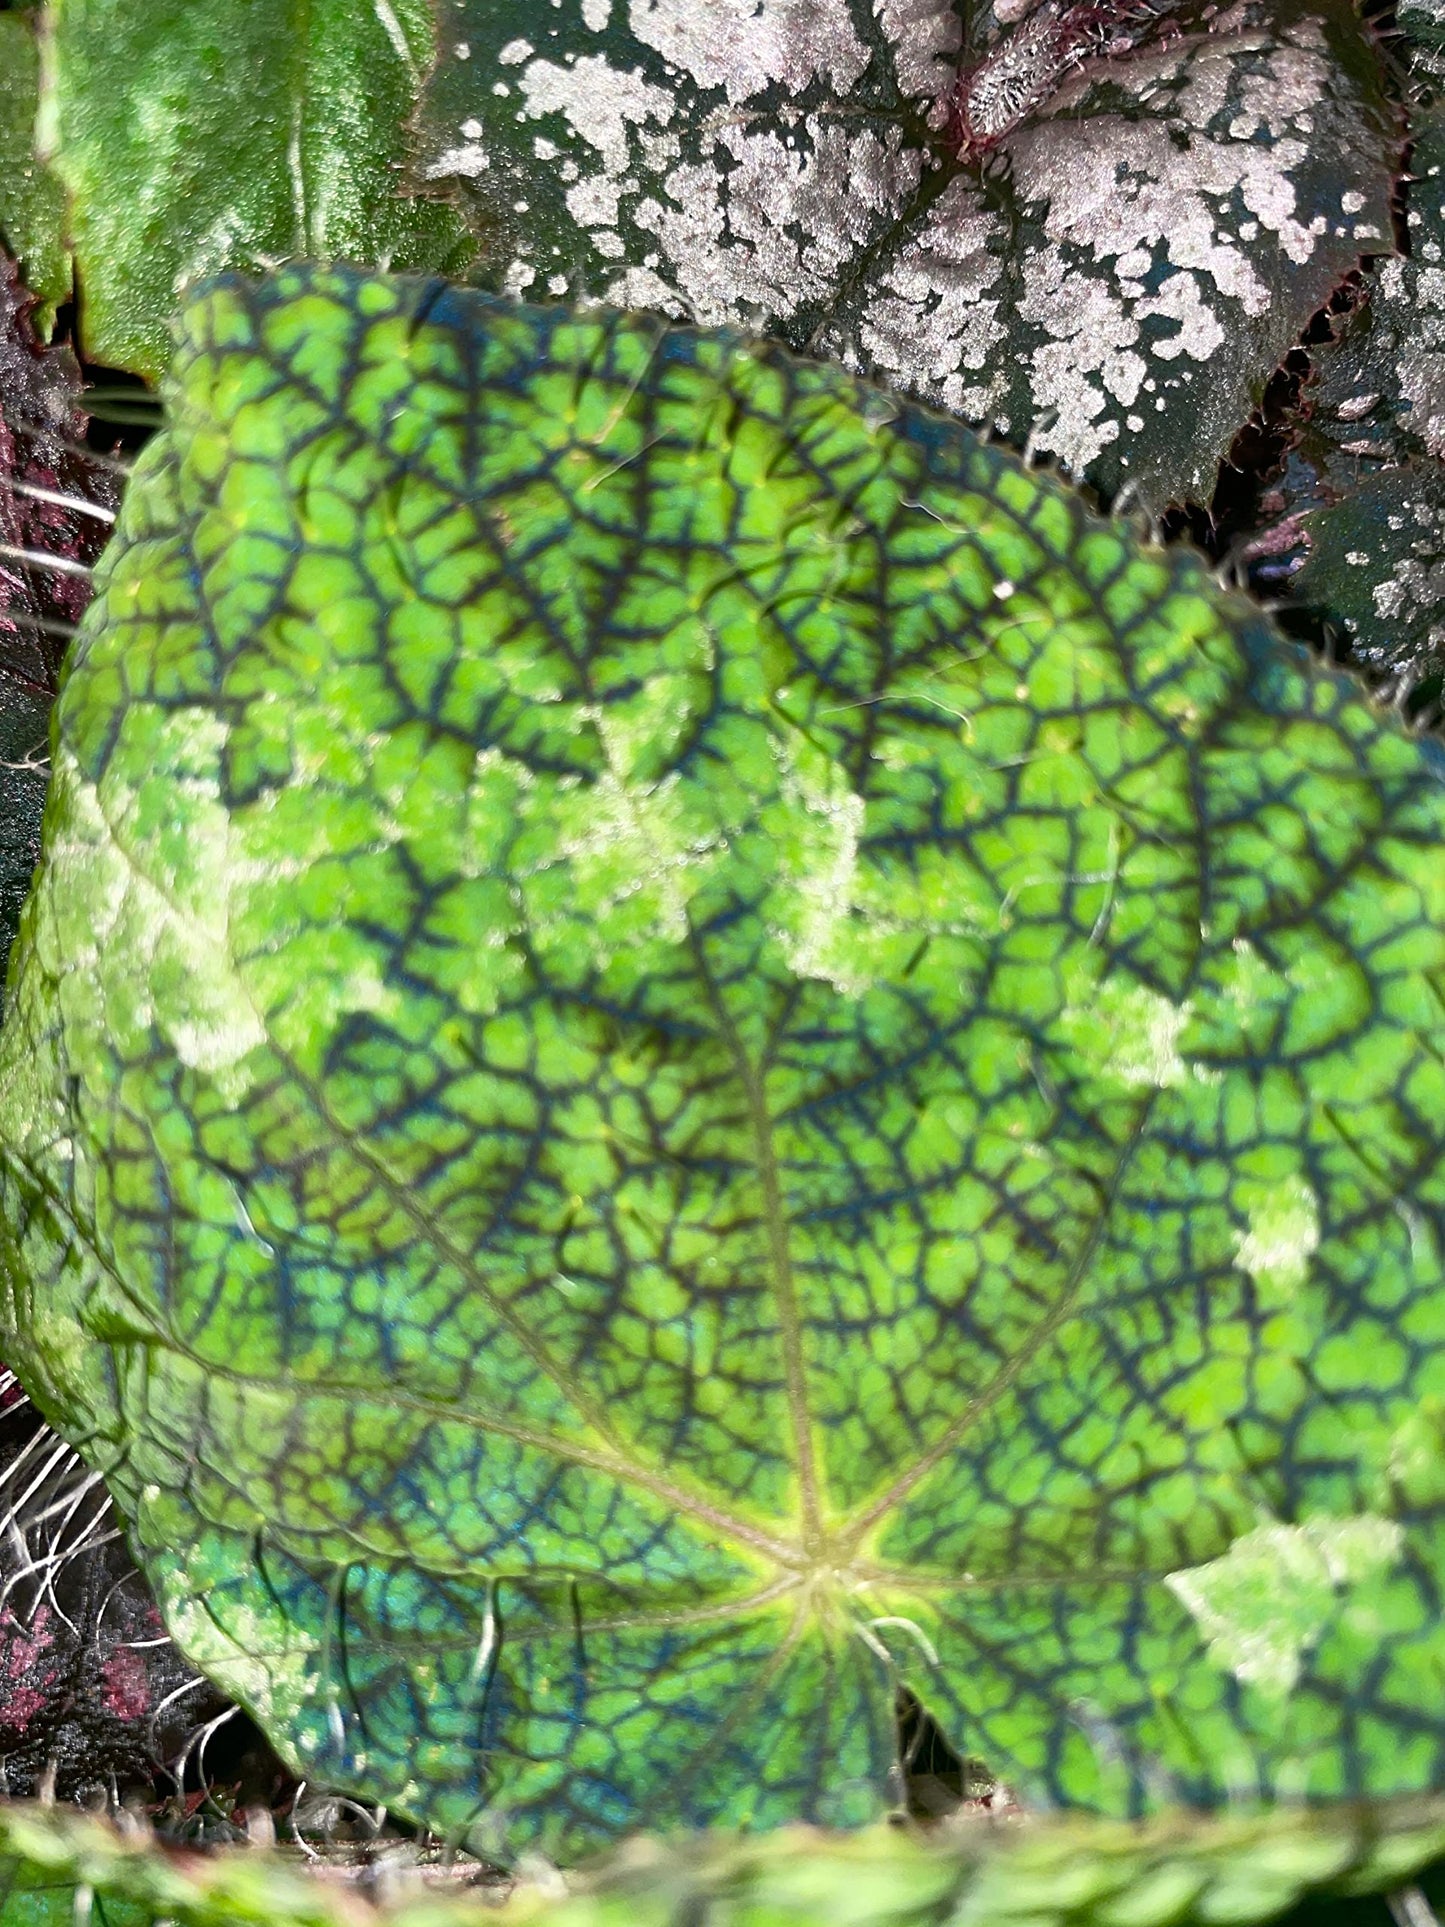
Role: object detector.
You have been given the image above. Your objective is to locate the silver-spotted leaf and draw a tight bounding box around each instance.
[414,0,1398,505]
[1,266,1445,1860]
[1254,112,1445,688]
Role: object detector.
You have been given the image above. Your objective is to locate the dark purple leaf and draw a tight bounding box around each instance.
[0,252,118,986]
[0,1385,229,1804]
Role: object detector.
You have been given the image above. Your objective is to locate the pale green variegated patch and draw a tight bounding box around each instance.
[38,737,268,1094]
[1059,980,1196,1090]
[768,736,870,995]
[1166,1517,1404,1698]
[1233,1177,1321,1294]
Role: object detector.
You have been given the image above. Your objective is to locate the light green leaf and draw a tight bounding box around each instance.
[40,0,473,377]
[0,13,69,329]
[2,266,1445,1861]
[0,1796,1444,1927]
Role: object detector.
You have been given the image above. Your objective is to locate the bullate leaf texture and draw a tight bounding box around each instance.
[0,265,1443,1859]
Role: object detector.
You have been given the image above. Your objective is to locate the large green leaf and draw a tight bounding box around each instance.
[412,0,1399,505]
[2,265,1445,1860]
[40,0,473,378]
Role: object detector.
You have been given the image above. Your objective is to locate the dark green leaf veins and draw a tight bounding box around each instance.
[1,265,1444,1859]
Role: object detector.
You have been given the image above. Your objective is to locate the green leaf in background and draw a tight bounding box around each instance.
[0,11,69,329]
[3,1798,1445,1927]
[412,0,1399,506]
[3,265,1445,1860]
[39,0,474,379]
[1250,110,1445,691]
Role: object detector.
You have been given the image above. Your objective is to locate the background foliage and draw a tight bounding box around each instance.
[1,1799,1445,1927]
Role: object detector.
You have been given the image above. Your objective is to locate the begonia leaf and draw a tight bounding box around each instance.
[1253,112,1445,688]
[40,0,474,379]
[414,0,1398,505]
[1,265,1444,1862]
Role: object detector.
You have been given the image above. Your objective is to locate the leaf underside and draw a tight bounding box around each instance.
[1,266,1445,1859]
